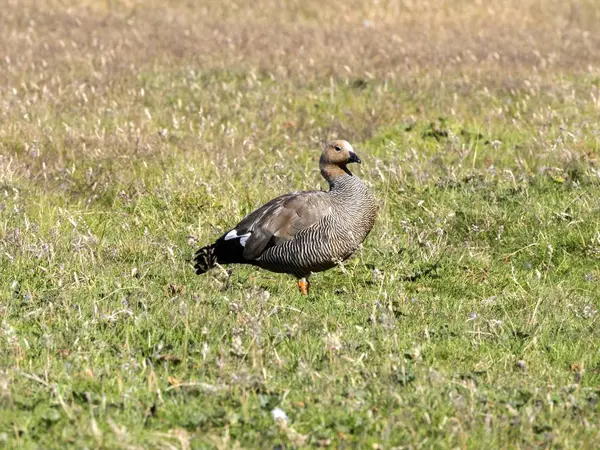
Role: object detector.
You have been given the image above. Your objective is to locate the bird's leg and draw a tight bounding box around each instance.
[297,277,310,295]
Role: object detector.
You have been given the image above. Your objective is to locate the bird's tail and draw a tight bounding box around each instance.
[194,235,251,275]
[194,244,217,274]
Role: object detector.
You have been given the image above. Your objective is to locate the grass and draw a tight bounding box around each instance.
[1,0,600,448]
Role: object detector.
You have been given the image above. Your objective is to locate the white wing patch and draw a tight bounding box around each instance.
[224,230,239,240]
[224,229,251,247]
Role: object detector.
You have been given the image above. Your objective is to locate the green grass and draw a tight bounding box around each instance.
[2,0,600,448]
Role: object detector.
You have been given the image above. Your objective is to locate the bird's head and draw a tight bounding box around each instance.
[320,140,361,178]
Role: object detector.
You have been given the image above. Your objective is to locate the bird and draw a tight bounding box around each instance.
[193,140,378,295]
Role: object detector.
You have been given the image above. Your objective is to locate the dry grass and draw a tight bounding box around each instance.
[2,0,599,189]
[3,0,600,81]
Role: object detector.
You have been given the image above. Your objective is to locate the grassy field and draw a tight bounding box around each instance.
[1,0,600,448]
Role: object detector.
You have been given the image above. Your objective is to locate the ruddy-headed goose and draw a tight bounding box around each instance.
[194,140,377,294]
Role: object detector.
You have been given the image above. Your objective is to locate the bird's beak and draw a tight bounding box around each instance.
[348,152,361,164]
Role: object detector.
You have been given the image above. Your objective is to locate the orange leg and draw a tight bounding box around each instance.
[297,278,310,295]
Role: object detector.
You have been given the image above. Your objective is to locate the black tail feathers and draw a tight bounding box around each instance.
[194,236,250,275]
[194,245,217,274]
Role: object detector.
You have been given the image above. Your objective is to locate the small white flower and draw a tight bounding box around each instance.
[489,319,503,328]
[271,407,288,423]
[372,268,383,282]
[324,332,343,352]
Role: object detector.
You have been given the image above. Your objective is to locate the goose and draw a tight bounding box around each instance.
[194,140,378,294]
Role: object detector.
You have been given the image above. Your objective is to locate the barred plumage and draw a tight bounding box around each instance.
[193,140,378,294]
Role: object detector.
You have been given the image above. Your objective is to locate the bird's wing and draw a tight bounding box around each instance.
[220,191,332,260]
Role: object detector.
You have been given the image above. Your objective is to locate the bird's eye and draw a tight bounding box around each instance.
[334,145,342,152]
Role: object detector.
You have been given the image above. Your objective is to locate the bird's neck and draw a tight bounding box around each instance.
[320,163,352,185]
[325,171,363,194]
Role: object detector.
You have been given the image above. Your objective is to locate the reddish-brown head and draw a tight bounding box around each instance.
[319,140,361,180]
